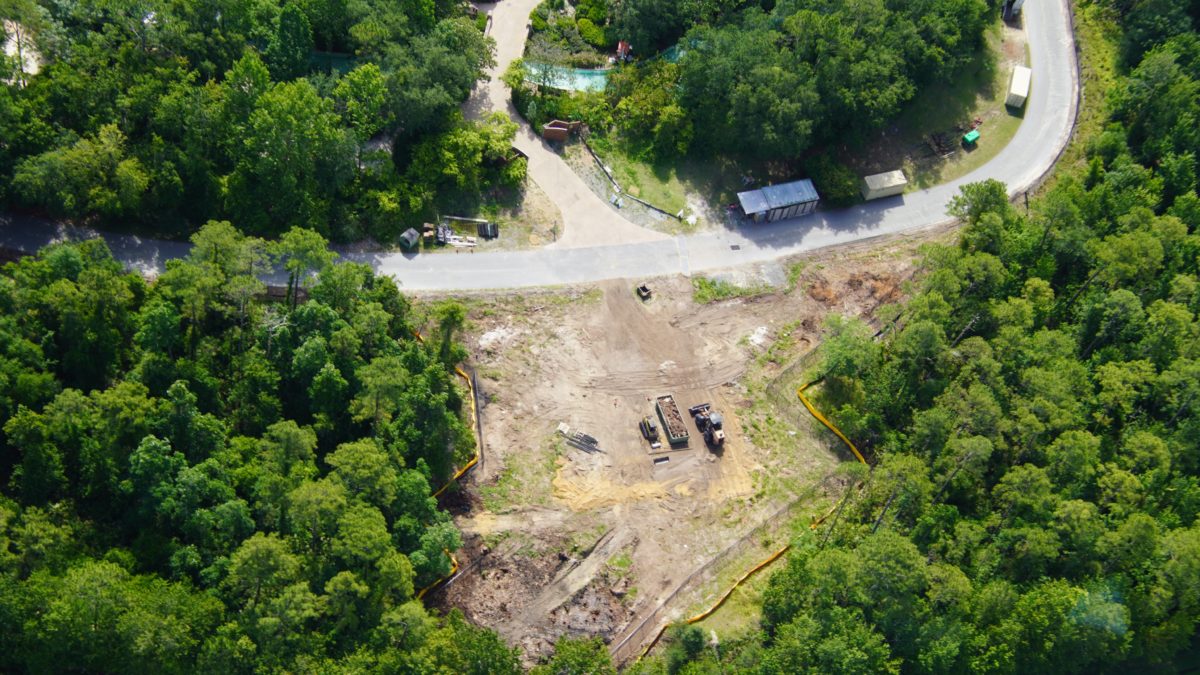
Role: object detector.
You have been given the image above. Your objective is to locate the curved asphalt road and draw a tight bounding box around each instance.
[0,0,1077,291]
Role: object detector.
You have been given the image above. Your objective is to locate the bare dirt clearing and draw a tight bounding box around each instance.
[427,239,933,664]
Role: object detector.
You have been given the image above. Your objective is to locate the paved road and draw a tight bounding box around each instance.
[0,0,1077,291]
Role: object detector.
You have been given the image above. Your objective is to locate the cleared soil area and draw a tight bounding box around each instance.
[424,238,933,664]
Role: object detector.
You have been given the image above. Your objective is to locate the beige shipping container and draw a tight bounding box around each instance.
[860,170,908,201]
[1007,66,1032,108]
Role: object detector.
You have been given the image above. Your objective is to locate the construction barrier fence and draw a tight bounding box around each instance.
[636,543,792,658]
[432,365,481,498]
[797,382,868,466]
[412,328,483,598]
[609,498,800,665]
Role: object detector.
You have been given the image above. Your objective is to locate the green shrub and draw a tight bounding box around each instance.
[576,0,608,24]
[563,91,613,131]
[807,154,861,207]
[692,276,770,303]
[567,52,607,68]
[530,11,549,32]
[576,18,609,49]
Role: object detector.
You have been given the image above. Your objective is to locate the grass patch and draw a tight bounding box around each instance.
[482,530,513,549]
[607,551,634,579]
[568,524,609,556]
[688,559,778,639]
[786,262,807,293]
[755,319,804,368]
[692,276,771,304]
[1039,1,1120,193]
[589,136,691,216]
[478,437,563,512]
[680,499,828,640]
[586,136,753,231]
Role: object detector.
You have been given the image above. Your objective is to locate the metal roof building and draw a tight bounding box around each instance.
[737,179,820,223]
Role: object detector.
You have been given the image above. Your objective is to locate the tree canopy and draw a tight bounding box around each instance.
[0,226,496,672]
[0,0,521,242]
[515,0,992,162]
[652,6,1200,672]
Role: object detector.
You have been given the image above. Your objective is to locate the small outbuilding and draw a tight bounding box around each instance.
[1007,65,1031,108]
[737,179,820,223]
[400,228,420,250]
[541,119,580,142]
[861,170,908,201]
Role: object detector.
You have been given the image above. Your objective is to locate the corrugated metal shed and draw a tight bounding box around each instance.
[736,189,770,215]
[760,180,819,209]
[737,179,820,222]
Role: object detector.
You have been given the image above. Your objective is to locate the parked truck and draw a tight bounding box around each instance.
[639,416,662,450]
[689,403,726,448]
[655,395,690,447]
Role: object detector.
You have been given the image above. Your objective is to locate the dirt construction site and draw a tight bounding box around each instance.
[423,237,934,665]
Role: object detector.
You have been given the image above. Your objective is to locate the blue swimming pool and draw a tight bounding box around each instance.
[523,46,682,93]
[524,62,611,92]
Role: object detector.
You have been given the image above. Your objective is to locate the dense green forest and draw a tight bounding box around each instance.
[514,0,993,162]
[0,0,523,241]
[647,1,1200,673]
[0,223,540,671]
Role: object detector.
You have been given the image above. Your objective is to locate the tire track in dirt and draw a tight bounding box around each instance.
[584,362,745,395]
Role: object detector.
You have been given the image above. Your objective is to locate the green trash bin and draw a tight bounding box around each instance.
[963,129,981,145]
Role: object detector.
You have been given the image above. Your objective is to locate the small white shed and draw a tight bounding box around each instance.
[1007,66,1032,108]
[860,170,908,201]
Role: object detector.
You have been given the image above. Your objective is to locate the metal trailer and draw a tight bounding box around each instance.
[1007,66,1032,108]
[860,170,908,201]
[655,395,690,447]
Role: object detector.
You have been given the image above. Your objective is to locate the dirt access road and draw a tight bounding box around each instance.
[428,244,924,664]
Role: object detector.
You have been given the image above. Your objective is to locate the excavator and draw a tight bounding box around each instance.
[688,403,725,448]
